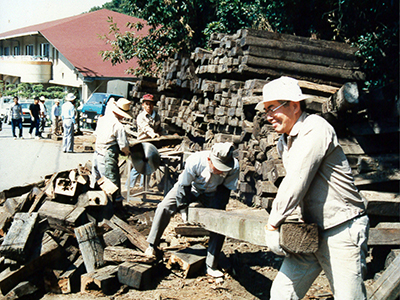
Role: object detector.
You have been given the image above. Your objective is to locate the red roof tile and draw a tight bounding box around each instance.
[0,9,151,79]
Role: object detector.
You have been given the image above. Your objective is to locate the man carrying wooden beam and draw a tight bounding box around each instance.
[256,76,369,299]
[145,142,240,278]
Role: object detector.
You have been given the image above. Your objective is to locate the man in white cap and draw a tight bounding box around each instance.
[61,93,76,153]
[51,99,61,136]
[145,142,240,278]
[92,98,131,212]
[256,76,369,299]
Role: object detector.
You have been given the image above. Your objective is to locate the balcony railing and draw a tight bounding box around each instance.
[0,55,52,83]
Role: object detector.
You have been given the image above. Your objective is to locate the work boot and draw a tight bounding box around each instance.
[145,245,156,256]
[206,265,224,278]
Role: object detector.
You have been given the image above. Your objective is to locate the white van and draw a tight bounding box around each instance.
[0,96,13,123]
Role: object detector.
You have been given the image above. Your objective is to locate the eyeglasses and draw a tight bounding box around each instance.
[265,101,287,116]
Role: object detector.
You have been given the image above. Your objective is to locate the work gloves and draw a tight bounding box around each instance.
[265,225,288,256]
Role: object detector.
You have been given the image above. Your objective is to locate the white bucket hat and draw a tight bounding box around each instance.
[112,98,132,119]
[65,93,76,101]
[255,76,309,112]
[209,142,235,172]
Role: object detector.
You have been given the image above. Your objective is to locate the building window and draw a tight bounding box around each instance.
[13,46,20,55]
[40,43,49,57]
[26,44,34,56]
[3,47,10,56]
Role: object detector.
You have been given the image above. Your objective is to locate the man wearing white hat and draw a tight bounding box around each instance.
[61,93,77,153]
[257,77,369,299]
[145,142,240,278]
[92,98,131,211]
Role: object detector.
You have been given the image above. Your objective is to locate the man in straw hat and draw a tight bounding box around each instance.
[92,98,131,212]
[145,142,240,278]
[61,93,77,152]
[256,76,368,299]
[126,94,162,193]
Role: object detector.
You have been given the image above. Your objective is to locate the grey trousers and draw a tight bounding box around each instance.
[62,119,74,152]
[147,184,229,269]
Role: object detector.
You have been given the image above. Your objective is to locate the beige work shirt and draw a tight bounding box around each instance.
[136,110,161,140]
[269,112,366,230]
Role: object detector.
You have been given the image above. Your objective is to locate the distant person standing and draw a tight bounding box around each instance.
[39,96,47,135]
[29,97,41,139]
[61,93,76,153]
[10,96,23,139]
[51,99,61,135]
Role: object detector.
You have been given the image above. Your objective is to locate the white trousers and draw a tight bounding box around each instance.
[270,215,369,300]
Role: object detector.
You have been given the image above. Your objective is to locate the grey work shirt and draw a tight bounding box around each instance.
[136,110,161,140]
[94,112,129,156]
[177,151,239,197]
[269,112,366,230]
[10,103,22,120]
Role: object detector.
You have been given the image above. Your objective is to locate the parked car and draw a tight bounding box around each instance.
[0,96,13,123]
[20,102,33,125]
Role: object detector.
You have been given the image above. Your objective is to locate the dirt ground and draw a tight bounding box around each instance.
[39,197,346,300]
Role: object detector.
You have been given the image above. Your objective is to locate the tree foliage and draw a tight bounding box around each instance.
[1,82,75,100]
[97,0,398,89]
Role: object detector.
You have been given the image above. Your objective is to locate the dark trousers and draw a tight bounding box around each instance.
[29,118,40,136]
[11,118,23,137]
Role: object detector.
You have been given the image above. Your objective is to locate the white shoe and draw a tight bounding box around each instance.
[144,246,156,256]
[35,136,40,140]
[13,137,16,140]
[20,137,24,139]
[206,265,224,278]
[29,133,32,138]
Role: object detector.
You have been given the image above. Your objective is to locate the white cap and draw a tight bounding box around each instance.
[255,76,308,112]
[209,142,235,172]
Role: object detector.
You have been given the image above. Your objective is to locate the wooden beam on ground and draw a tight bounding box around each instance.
[360,190,400,217]
[0,213,38,262]
[2,281,38,300]
[81,265,119,295]
[105,215,149,252]
[38,201,86,231]
[28,172,58,213]
[174,224,210,237]
[58,256,86,294]
[117,262,153,290]
[166,244,207,278]
[74,222,105,272]
[103,246,155,264]
[367,253,400,300]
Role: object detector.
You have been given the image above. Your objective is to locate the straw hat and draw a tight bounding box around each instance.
[112,98,132,119]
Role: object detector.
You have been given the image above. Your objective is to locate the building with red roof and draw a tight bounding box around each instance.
[0,9,151,101]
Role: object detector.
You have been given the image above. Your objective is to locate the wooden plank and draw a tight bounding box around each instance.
[58,256,85,294]
[360,190,400,217]
[2,281,38,300]
[97,176,118,196]
[106,215,149,252]
[38,201,86,229]
[103,227,128,247]
[368,223,400,245]
[174,224,210,237]
[103,246,155,264]
[81,265,119,295]
[28,172,58,213]
[368,254,400,300]
[166,244,207,278]
[0,213,38,262]
[74,222,105,272]
[117,262,153,290]
[0,232,61,295]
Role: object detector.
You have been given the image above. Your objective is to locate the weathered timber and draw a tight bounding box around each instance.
[243,45,360,68]
[188,207,269,246]
[280,223,319,254]
[368,223,400,245]
[54,178,78,197]
[360,190,400,217]
[38,201,86,230]
[117,262,153,290]
[97,176,118,196]
[74,222,105,272]
[58,256,86,294]
[166,244,207,278]
[0,232,61,295]
[2,281,38,300]
[256,180,278,197]
[81,265,119,295]
[367,253,400,300]
[297,80,339,95]
[103,246,155,264]
[0,181,45,203]
[241,55,365,81]
[28,172,58,213]
[239,31,358,60]
[0,213,38,262]
[322,82,359,114]
[103,227,128,247]
[77,190,108,207]
[105,215,149,252]
[174,224,210,237]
